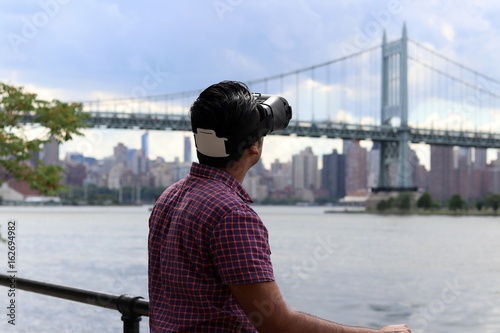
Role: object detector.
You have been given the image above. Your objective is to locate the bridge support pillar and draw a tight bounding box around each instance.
[377,24,413,189]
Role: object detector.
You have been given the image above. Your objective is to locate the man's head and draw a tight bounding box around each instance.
[190,81,261,168]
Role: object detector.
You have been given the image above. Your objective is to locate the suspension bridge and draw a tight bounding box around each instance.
[22,25,500,188]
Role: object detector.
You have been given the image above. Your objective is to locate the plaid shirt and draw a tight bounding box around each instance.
[148,163,275,332]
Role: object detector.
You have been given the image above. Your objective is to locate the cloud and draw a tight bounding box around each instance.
[441,22,455,43]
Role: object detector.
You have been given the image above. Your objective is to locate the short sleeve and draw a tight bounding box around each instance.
[210,208,275,285]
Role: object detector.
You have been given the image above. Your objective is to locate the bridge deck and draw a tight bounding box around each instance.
[20,111,500,149]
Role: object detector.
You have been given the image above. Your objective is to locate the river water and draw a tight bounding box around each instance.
[0,205,499,332]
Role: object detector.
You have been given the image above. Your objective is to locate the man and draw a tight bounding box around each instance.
[148,80,410,333]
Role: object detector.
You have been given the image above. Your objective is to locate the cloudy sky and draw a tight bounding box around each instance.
[2,0,500,167]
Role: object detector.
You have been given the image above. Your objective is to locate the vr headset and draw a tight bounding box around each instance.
[194,93,292,159]
[252,93,293,135]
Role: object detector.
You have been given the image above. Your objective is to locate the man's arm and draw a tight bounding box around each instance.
[228,281,411,333]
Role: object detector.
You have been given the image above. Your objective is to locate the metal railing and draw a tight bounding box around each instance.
[0,274,149,333]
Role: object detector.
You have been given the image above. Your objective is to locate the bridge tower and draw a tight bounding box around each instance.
[378,24,412,189]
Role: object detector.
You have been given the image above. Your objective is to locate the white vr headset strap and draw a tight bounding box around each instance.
[193,128,230,158]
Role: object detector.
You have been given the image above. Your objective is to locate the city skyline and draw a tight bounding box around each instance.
[55,131,500,204]
[58,125,500,172]
[59,128,350,170]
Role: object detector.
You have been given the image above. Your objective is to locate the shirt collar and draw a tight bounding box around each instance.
[189,162,253,203]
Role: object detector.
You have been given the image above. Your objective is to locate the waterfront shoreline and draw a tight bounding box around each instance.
[325,208,500,217]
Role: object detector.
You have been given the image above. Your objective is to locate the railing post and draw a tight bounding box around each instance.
[117,294,144,333]
[121,314,141,333]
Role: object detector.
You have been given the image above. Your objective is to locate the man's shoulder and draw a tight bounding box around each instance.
[158,175,245,209]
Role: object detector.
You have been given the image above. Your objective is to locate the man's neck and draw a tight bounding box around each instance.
[221,160,251,184]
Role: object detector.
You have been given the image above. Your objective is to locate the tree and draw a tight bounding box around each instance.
[0,82,88,195]
[376,197,394,212]
[417,192,433,209]
[485,193,500,214]
[395,192,412,211]
[448,194,465,212]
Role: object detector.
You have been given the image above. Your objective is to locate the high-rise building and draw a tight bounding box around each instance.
[429,146,489,202]
[141,132,149,159]
[343,140,367,195]
[149,157,172,188]
[321,149,346,200]
[270,159,292,192]
[66,152,85,164]
[410,149,429,191]
[485,163,500,194]
[454,147,470,170]
[429,145,454,201]
[114,143,128,166]
[367,143,380,189]
[496,151,500,167]
[473,148,487,170]
[184,136,192,163]
[141,131,150,173]
[170,157,191,183]
[130,149,147,174]
[42,136,59,166]
[461,147,486,200]
[449,147,486,201]
[64,163,86,186]
[292,147,319,190]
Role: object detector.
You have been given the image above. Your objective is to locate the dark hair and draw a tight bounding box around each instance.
[190,80,260,167]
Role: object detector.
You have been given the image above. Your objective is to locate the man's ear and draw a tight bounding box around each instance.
[249,138,263,154]
[247,143,260,155]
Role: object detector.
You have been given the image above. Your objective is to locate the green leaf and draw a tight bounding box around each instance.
[0,82,87,195]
